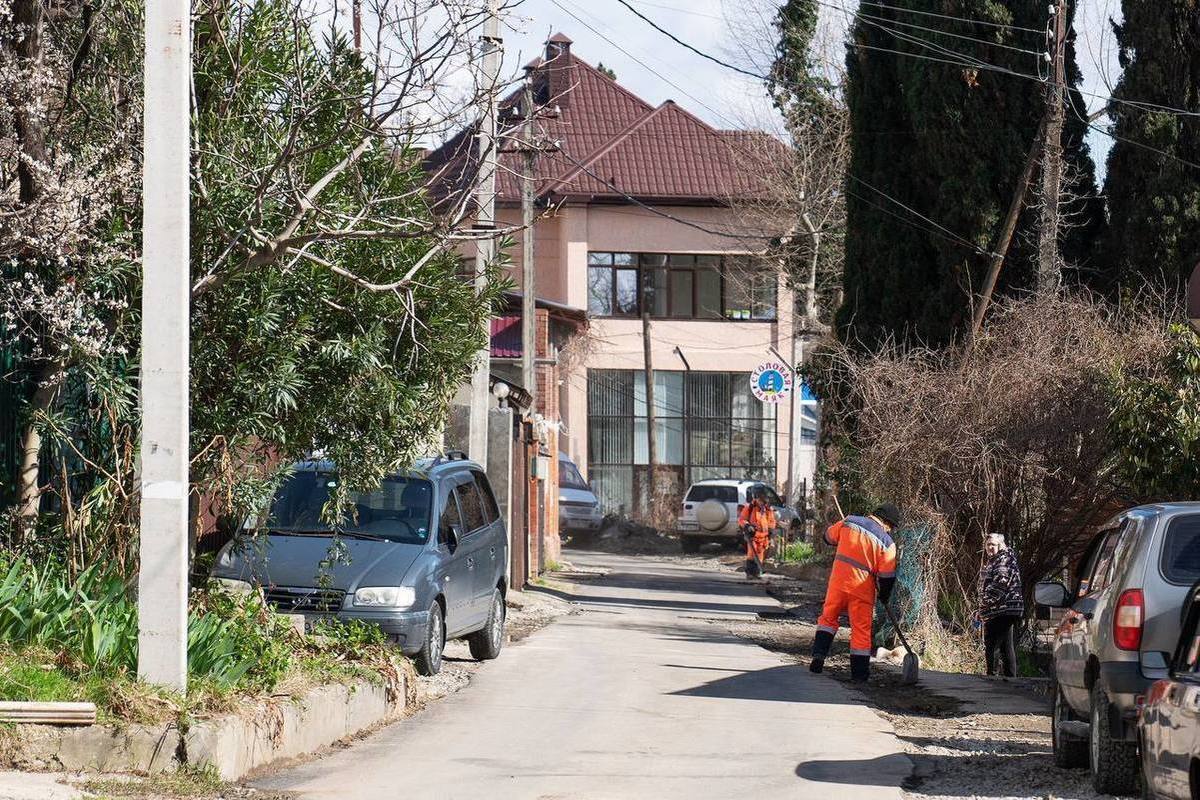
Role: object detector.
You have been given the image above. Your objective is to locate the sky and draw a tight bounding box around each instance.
[497,0,1124,177]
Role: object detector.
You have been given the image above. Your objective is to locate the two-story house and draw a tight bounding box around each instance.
[429,34,816,519]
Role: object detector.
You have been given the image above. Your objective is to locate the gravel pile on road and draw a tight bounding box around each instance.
[565,520,682,556]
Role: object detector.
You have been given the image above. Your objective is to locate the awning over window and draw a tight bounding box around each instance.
[490,315,522,358]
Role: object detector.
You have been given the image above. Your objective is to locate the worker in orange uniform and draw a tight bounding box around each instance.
[809,503,901,682]
[738,486,777,580]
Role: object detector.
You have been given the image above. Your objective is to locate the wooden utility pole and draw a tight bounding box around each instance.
[521,71,537,410]
[468,0,501,463]
[1037,0,1068,294]
[352,0,362,51]
[641,308,659,519]
[969,113,1049,344]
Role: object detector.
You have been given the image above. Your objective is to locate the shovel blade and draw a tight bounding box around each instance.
[901,652,919,685]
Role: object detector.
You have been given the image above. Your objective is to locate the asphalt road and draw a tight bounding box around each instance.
[255,550,911,799]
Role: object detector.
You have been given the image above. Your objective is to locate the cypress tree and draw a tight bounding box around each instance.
[832,1,1101,348]
[1103,2,1200,291]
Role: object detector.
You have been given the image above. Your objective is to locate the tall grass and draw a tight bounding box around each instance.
[0,558,293,690]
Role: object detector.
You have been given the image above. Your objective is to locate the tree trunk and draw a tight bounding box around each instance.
[12,0,47,204]
[17,374,60,537]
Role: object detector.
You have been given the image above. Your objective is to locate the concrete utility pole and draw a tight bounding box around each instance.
[138,0,191,691]
[521,71,537,410]
[468,0,502,463]
[1037,0,1068,294]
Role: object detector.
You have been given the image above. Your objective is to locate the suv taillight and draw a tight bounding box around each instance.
[1113,588,1144,651]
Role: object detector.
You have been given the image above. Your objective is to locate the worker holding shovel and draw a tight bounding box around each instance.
[810,502,901,682]
[738,486,777,580]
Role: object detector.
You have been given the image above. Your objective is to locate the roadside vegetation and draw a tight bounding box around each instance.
[0,0,504,716]
[0,558,407,722]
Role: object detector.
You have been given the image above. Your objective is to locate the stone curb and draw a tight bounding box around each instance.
[1,677,406,782]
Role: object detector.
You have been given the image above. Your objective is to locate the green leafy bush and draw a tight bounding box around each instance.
[1109,324,1200,501]
[776,541,820,565]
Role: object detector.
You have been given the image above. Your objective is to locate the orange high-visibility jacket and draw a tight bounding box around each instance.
[738,503,777,536]
[824,515,897,600]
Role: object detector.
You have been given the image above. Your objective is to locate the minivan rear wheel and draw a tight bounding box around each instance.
[1089,684,1139,795]
[467,589,505,661]
[413,601,444,677]
[1053,685,1088,769]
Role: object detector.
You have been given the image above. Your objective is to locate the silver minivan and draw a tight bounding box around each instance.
[1036,503,1200,795]
[558,452,603,533]
[211,456,508,677]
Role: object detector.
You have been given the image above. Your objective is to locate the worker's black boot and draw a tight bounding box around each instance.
[849,654,871,683]
[810,630,834,673]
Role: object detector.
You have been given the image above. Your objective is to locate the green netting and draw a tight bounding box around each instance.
[875,524,931,646]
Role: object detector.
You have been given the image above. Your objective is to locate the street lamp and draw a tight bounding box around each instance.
[137,0,191,691]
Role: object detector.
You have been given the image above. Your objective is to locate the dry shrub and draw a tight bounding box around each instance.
[819,293,1175,642]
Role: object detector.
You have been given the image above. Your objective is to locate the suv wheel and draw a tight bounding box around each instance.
[413,601,444,676]
[467,589,505,661]
[1089,684,1139,795]
[1053,684,1088,769]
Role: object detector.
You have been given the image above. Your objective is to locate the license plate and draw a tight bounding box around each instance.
[679,521,698,530]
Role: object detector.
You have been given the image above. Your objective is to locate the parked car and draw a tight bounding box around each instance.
[1035,503,1200,795]
[210,454,509,677]
[1138,580,1200,800]
[558,452,603,534]
[676,479,798,553]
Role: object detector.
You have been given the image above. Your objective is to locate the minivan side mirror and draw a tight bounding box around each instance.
[1034,581,1070,611]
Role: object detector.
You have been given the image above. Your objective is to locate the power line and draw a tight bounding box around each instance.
[849,175,990,254]
[827,2,1046,57]
[545,0,742,129]
[613,0,769,82]
[853,0,1045,34]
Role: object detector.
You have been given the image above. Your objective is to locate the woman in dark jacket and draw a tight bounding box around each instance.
[979,533,1024,677]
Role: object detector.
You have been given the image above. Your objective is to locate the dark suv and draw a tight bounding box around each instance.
[211,455,509,676]
[1036,503,1200,794]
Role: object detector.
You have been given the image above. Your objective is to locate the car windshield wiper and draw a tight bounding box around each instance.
[264,528,392,542]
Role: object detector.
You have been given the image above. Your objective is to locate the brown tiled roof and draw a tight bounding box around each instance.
[425,37,787,206]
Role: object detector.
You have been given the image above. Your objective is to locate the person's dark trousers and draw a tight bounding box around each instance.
[849,654,871,682]
[809,629,835,673]
[983,614,1020,677]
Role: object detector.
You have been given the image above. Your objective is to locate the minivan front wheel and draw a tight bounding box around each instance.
[1089,684,1139,795]
[468,589,505,661]
[413,601,445,676]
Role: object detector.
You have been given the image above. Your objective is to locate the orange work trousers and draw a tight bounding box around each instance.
[817,586,876,656]
[745,532,769,564]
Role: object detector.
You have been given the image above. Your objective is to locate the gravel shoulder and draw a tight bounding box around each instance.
[723,565,1135,800]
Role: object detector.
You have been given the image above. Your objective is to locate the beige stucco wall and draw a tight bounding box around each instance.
[529,202,802,498]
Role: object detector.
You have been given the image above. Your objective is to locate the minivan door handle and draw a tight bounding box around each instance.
[489,546,496,559]
[467,557,475,570]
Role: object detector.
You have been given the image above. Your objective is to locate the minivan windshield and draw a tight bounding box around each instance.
[559,460,589,491]
[266,471,432,545]
[1161,514,1200,584]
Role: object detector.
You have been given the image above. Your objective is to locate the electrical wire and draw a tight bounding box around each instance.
[613,0,770,82]
[853,0,1046,34]
[848,175,991,255]
[546,0,744,129]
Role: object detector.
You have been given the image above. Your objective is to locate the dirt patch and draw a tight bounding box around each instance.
[564,519,682,556]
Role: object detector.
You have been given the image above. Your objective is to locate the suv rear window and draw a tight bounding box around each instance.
[1161,514,1200,584]
[686,485,737,503]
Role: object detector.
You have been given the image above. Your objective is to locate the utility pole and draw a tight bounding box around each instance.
[641,307,659,521]
[138,0,190,691]
[352,0,362,51]
[1037,0,1068,294]
[468,0,501,464]
[521,70,537,411]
